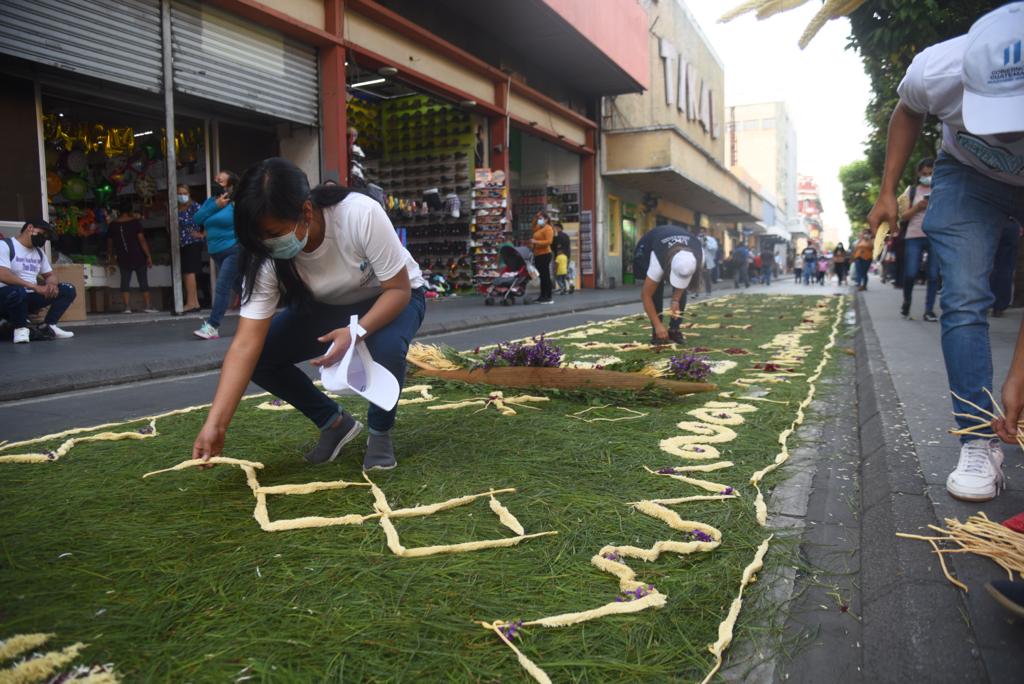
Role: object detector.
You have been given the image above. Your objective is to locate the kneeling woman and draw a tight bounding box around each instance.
[192,158,426,471]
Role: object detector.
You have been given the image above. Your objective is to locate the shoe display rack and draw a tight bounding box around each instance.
[471,169,510,287]
[512,184,581,242]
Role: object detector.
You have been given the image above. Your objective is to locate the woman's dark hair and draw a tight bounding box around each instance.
[916,157,935,172]
[234,157,352,309]
[835,243,845,252]
[221,169,239,193]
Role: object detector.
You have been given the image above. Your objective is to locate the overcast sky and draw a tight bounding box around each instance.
[686,0,874,241]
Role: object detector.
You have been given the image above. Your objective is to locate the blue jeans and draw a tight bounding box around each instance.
[923,154,1024,439]
[209,245,241,328]
[761,265,772,285]
[252,289,426,433]
[734,264,750,288]
[802,260,816,284]
[853,259,870,287]
[902,237,939,314]
[0,283,77,327]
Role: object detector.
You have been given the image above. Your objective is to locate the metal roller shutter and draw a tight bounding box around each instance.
[170,0,319,126]
[0,0,163,92]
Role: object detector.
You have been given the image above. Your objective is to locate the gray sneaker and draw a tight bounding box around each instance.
[363,432,397,471]
[304,411,363,465]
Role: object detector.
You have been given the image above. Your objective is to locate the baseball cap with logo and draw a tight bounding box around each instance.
[961,1,1024,136]
[669,249,697,289]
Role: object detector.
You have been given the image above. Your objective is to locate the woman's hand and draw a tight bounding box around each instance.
[192,422,226,467]
[215,194,231,209]
[312,327,353,368]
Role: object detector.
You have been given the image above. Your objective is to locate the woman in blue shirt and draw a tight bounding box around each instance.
[192,169,239,339]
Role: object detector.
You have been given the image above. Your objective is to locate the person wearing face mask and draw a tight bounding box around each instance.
[193,169,240,340]
[529,212,554,304]
[0,220,76,343]
[897,157,939,321]
[191,158,426,472]
[868,3,1024,503]
[176,184,204,313]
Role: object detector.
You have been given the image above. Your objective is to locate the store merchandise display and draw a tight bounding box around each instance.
[471,169,511,288]
[346,93,477,292]
[512,184,580,242]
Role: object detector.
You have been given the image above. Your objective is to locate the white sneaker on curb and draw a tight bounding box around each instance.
[13,327,30,344]
[47,324,75,339]
[193,321,219,340]
[946,439,1005,502]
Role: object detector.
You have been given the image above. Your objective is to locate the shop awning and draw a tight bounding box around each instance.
[604,127,763,223]
[422,0,648,95]
[765,225,792,242]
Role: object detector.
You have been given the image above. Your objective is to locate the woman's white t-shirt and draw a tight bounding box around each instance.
[240,192,425,320]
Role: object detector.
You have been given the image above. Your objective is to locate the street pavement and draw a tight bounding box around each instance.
[4,273,1022,681]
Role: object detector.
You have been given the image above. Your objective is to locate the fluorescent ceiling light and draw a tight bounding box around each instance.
[133,130,154,137]
[351,78,386,89]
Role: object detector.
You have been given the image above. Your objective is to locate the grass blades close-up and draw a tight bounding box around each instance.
[1,294,844,683]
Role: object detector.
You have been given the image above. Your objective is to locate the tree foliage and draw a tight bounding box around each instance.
[838,159,877,235]
[837,0,1002,224]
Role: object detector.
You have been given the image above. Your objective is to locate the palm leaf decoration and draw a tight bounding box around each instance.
[719,0,868,49]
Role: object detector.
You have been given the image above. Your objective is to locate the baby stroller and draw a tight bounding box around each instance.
[482,245,533,306]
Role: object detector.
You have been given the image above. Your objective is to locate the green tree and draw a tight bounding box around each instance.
[838,159,877,235]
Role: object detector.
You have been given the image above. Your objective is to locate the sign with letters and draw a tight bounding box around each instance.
[659,37,719,140]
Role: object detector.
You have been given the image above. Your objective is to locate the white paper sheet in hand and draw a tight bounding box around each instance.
[320,315,400,411]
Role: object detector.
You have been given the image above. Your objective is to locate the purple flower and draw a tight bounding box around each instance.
[720,487,734,496]
[271,399,284,406]
[499,620,524,640]
[691,529,713,543]
[138,426,154,435]
[482,335,563,370]
[667,353,712,382]
[46,451,57,461]
[716,412,730,419]
[693,447,706,453]
[603,551,620,561]
[657,467,677,475]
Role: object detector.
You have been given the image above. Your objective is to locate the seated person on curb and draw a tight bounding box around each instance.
[0,220,76,343]
[633,224,703,346]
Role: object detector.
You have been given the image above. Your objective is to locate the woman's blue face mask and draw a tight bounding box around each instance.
[262,219,308,259]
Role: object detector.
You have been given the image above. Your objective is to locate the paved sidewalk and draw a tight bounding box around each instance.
[779,280,1024,683]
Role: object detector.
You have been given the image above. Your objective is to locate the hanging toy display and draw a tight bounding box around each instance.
[45,171,62,197]
[92,179,114,206]
[135,175,157,205]
[61,176,88,200]
[65,150,87,173]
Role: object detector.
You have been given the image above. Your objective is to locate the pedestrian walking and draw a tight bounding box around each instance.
[191,157,427,472]
[107,200,158,314]
[177,184,203,314]
[731,243,751,288]
[529,212,554,304]
[700,229,719,285]
[868,3,1024,502]
[852,232,873,290]
[898,158,939,321]
[816,253,829,285]
[193,169,240,340]
[800,242,818,285]
[760,245,774,285]
[633,225,702,344]
[832,243,850,285]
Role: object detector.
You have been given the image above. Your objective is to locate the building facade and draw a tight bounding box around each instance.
[597,0,764,287]
[726,101,797,227]
[0,0,648,317]
[797,174,823,248]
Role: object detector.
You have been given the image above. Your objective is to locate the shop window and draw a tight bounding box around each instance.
[608,195,622,256]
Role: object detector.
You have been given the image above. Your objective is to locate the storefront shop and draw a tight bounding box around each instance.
[0,0,322,318]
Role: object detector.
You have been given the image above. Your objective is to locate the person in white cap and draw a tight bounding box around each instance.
[868,2,1024,503]
[632,225,703,345]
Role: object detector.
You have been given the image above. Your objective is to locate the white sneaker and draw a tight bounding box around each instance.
[946,439,1005,502]
[142,308,159,314]
[13,327,30,344]
[47,324,75,339]
[193,321,219,340]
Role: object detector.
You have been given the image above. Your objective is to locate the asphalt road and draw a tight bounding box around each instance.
[0,302,647,442]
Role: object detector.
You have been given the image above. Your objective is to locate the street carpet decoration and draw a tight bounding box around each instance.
[0,293,846,682]
[143,459,557,554]
[0,633,118,683]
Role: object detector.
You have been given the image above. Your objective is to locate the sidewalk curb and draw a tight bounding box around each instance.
[4,290,643,402]
[853,293,987,682]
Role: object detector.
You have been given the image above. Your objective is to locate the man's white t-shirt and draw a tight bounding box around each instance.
[898,35,1024,186]
[240,193,425,319]
[0,239,51,290]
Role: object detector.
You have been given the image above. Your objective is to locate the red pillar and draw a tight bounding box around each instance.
[581,128,596,289]
[320,0,347,184]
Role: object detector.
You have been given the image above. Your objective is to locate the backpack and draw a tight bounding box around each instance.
[4,237,44,263]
